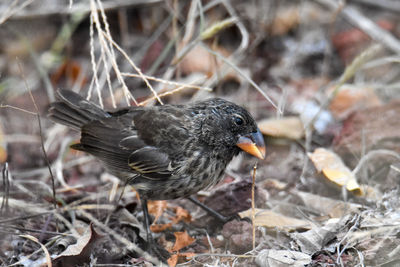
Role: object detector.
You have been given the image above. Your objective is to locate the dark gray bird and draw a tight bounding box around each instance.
[49,89,265,255]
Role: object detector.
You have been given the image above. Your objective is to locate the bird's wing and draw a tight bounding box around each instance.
[74,109,175,181]
[127,146,173,180]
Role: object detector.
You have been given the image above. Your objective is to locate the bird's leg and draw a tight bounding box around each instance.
[188,196,240,223]
[140,198,170,260]
[141,198,152,244]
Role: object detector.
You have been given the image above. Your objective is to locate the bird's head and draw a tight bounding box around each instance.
[190,98,265,160]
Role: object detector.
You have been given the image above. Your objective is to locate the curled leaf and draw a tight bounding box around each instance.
[308,148,362,195]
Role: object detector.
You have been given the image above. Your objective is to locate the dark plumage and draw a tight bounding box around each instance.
[49,89,265,257]
[49,89,265,201]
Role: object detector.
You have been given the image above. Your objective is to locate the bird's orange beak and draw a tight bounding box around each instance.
[236,130,266,160]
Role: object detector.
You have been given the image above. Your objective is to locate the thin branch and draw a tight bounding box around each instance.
[17,61,57,215]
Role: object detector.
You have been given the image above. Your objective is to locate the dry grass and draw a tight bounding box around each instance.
[1,0,400,266]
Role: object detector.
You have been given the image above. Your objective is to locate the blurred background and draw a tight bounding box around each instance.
[1,0,400,266]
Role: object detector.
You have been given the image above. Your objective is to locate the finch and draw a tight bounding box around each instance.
[49,89,265,256]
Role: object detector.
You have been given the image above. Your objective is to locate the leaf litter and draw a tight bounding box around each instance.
[0,0,400,266]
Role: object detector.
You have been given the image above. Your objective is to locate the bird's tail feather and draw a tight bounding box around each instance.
[48,90,110,130]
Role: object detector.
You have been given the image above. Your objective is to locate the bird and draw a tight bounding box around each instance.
[48,89,265,255]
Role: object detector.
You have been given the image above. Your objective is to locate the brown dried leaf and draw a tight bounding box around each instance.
[170,231,195,252]
[51,60,87,87]
[180,45,217,77]
[173,206,192,223]
[167,252,195,267]
[239,209,311,231]
[258,116,304,140]
[329,85,381,119]
[148,200,167,224]
[308,148,362,195]
[150,222,172,233]
[0,123,7,163]
[167,254,178,267]
[150,205,191,233]
[179,44,237,81]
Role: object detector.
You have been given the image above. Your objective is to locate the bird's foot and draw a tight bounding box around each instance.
[188,196,250,224]
[144,236,170,261]
[140,199,170,261]
[218,213,252,224]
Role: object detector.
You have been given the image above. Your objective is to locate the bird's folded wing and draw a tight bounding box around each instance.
[128,146,173,180]
[75,114,174,181]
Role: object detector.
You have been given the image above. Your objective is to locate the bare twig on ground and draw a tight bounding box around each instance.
[251,163,257,250]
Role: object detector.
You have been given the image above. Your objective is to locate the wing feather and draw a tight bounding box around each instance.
[75,111,175,181]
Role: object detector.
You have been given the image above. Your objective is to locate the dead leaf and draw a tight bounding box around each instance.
[170,231,195,252]
[167,252,195,267]
[333,100,400,156]
[256,249,311,267]
[239,209,312,231]
[173,206,192,223]
[308,148,362,195]
[179,44,238,81]
[148,200,167,224]
[165,231,196,266]
[292,216,351,254]
[258,116,304,140]
[328,85,381,119]
[150,222,173,233]
[167,254,178,267]
[150,205,191,233]
[296,191,361,218]
[322,169,360,192]
[0,123,7,163]
[53,224,102,267]
[51,60,87,87]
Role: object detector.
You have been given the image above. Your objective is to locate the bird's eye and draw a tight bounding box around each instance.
[233,115,244,126]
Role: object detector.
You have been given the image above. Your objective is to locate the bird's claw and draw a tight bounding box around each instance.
[217,213,251,224]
